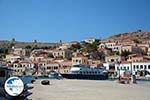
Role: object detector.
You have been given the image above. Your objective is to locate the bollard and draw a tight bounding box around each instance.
[132,75,136,84]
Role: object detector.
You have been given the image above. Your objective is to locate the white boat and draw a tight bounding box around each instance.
[61,64,108,80]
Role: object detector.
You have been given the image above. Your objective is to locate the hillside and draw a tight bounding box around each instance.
[106,31,150,42]
[0,40,58,48]
[0,30,150,48]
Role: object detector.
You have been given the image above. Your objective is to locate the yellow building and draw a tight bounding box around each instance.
[59,60,72,73]
[127,54,143,62]
[13,48,30,56]
[72,56,88,65]
[147,48,150,56]
[52,50,72,59]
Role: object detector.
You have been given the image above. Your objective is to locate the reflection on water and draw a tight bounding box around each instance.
[19,76,35,84]
[19,75,62,85]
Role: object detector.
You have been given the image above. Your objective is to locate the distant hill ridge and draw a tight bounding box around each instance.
[0,40,58,48]
[0,30,150,48]
[106,31,150,42]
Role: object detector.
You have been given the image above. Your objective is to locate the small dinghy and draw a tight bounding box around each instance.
[41,80,50,85]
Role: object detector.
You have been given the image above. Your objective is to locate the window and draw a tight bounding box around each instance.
[124,67,126,70]
[133,65,135,70]
[83,60,85,63]
[47,67,51,70]
[79,60,81,63]
[80,71,82,74]
[148,65,150,69]
[111,59,114,62]
[117,67,119,70]
[140,65,143,69]
[136,65,139,69]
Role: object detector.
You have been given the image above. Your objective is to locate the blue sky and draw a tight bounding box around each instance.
[0,0,150,42]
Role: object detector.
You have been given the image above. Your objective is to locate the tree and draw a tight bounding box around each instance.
[0,48,8,59]
[0,48,8,54]
[48,53,54,58]
[25,45,32,49]
[133,38,141,43]
[69,43,81,52]
[0,54,6,59]
[121,50,131,58]
[81,40,100,53]
[32,45,39,50]
[114,51,120,56]
[90,51,105,60]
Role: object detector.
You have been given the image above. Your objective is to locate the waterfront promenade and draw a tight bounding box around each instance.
[29,79,150,100]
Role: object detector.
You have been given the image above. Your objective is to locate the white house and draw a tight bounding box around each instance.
[105,42,116,49]
[105,55,125,63]
[115,61,131,71]
[111,45,122,52]
[132,61,150,73]
[99,43,106,49]
[5,54,24,63]
[99,42,121,52]
[103,63,110,70]
[104,61,150,76]
[84,38,96,44]
[58,43,72,50]
[115,61,150,75]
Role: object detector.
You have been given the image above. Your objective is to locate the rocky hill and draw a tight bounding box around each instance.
[0,30,150,48]
[106,30,150,42]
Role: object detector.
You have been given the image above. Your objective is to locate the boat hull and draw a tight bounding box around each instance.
[61,74,108,80]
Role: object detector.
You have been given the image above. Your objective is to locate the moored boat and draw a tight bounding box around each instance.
[61,64,108,80]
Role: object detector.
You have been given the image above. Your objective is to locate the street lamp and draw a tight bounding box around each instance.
[117,61,121,81]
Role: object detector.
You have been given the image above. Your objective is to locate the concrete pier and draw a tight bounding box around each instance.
[29,79,150,100]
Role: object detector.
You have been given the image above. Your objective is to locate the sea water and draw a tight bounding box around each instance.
[19,76,35,84]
